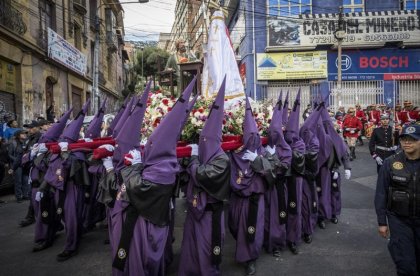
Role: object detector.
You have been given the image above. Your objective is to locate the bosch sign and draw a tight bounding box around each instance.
[328,48,420,81]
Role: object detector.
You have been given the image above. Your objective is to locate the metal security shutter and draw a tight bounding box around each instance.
[0,91,16,124]
[261,80,311,125]
[397,80,420,107]
[328,80,384,112]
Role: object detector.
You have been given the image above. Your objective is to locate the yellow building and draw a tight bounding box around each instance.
[0,0,127,124]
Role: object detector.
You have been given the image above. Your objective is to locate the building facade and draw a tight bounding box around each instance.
[0,0,127,125]
[222,0,420,113]
[169,0,207,60]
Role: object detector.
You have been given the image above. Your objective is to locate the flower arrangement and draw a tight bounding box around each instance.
[141,89,274,143]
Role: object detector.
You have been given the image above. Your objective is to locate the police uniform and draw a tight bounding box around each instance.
[369,116,399,173]
[374,125,420,275]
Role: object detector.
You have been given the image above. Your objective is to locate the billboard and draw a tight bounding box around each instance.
[257,51,328,80]
[48,28,87,76]
[328,48,420,81]
[268,10,420,48]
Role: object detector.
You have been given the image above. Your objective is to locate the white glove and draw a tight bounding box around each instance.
[125,149,142,165]
[38,143,48,154]
[375,156,383,166]
[350,130,355,134]
[332,171,339,180]
[345,169,351,180]
[242,150,258,162]
[99,144,115,152]
[391,145,398,151]
[30,143,39,158]
[84,138,93,142]
[189,144,198,156]
[58,142,69,151]
[35,191,43,202]
[265,145,276,155]
[102,156,114,171]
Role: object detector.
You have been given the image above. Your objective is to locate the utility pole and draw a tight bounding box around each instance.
[334,6,345,107]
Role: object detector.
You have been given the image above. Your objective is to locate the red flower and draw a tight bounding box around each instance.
[198,108,204,113]
[162,99,169,106]
[223,119,226,125]
[153,118,161,127]
[168,107,172,112]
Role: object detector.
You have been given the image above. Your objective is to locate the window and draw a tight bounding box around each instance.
[343,0,365,13]
[89,0,97,26]
[39,0,56,48]
[268,0,312,17]
[404,0,420,10]
[74,23,82,50]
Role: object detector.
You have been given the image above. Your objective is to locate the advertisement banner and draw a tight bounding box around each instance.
[267,10,420,48]
[328,48,420,81]
[257,51,328,80]
[48,28,87,76]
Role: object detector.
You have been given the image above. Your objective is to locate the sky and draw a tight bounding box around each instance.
[121,0,176,42]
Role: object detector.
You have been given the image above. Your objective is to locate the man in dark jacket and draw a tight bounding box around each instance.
[374,124,420,275]
[8,130,28,202]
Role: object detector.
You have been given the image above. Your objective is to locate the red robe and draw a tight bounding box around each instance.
[369,110,381,125]
[343,116,363,138]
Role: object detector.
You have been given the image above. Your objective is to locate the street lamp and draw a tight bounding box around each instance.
[92,1,147,114]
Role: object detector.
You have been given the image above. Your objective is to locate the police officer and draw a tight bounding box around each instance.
[369,114,399,173]
[374,124,420,275]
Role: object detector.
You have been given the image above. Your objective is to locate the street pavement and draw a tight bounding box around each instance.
[0,142,395,276]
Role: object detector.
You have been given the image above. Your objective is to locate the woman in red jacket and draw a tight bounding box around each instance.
[343,107,363,161]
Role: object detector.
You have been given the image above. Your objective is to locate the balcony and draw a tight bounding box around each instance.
[73,0,87,15]
[0,2,27,35]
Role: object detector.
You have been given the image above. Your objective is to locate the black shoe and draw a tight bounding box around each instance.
[16,198,23,203]
[331,216,338,224]
[273,249,281,258]
[22,197,30,201]
[318,220,326,229]
[288,242,299,255]
[303,234,312,244]
[19,218,35,227]
[245,260,256,275]
[33,242,51,252]
[56,250,77,262]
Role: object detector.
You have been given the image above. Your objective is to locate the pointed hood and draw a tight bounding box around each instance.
[85,99,107,139]
[112,96,135,138]
[142,76,196,185]
[180,93,199,131]
[268,91,283,147]
[282,90,289,126]
[242,95,261,152]
[60,99,90,142]
[267,91,292,161]
[321,107,347,160]
[39,107,73,143]
[285,89,305,153]
[299,103,322,153]
[199,76,226,164]
[107,97,130,136]
[112,87,150,172]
